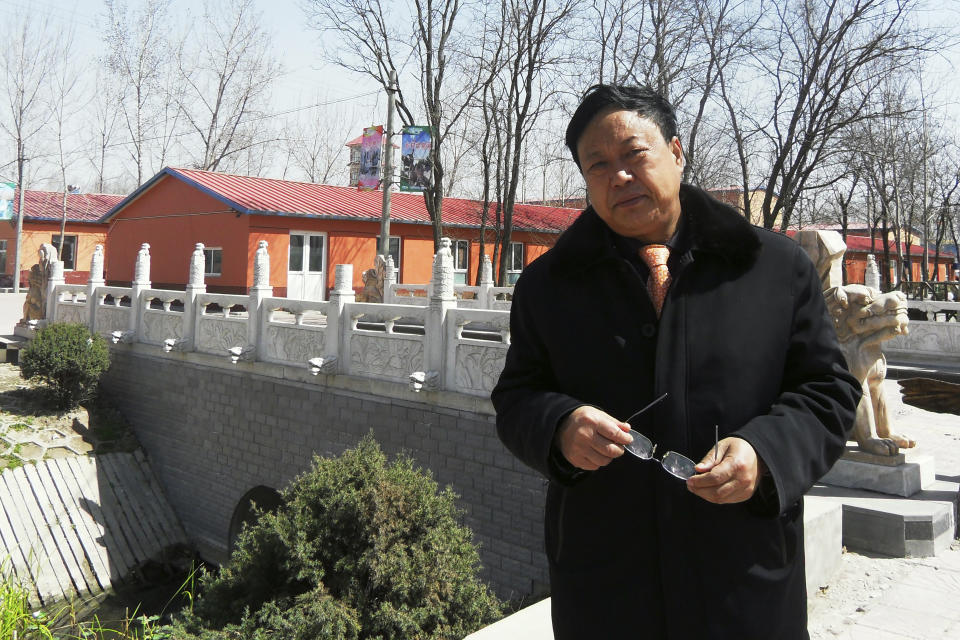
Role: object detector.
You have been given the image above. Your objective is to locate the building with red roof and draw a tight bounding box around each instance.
[0,189,121,287]
[102,167,581,297]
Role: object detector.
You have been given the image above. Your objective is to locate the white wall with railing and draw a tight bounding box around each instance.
[45,239,512,397]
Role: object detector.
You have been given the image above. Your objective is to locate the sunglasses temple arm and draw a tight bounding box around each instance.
[623,391,669,425]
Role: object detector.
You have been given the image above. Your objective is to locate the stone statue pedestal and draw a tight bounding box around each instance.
[812,442,956,557]
[820,444,935,498]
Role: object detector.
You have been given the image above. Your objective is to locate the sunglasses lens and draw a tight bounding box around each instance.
[624,430,654,459]
[661,452,697,480]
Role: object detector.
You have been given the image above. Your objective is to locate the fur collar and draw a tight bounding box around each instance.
[549,183,761,273]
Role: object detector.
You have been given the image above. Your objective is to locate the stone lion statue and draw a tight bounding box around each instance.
[358,254,387,303]
[796,230,914,456]
[21,243,58,322]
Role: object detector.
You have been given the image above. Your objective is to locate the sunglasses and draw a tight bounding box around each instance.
[621,393,718,480]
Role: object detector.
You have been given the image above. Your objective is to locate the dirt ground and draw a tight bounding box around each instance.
[0,362,137,470]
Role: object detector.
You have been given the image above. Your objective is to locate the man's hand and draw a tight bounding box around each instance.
[555,406,633,471]
[686,437,762,504]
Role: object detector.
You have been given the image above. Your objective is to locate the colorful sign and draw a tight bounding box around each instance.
[400,126,432,192]
[358,126,384,191]
[0,182,15,220]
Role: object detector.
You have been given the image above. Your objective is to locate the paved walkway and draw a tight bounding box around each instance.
[807,380,960,639]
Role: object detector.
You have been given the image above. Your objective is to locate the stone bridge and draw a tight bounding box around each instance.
[100,343,548,600]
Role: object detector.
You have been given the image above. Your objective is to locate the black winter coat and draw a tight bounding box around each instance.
[492,185,861,640]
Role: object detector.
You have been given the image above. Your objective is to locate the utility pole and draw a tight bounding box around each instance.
[379,69,397,259]
[13,157,25,294]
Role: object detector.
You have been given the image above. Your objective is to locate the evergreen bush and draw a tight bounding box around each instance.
[170,435,502,639]
[20,322,111,409]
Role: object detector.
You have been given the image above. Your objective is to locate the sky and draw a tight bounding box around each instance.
[2,0,383,113]
[3,0,960,196]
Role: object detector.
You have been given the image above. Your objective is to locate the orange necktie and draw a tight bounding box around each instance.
[639,244,671,318]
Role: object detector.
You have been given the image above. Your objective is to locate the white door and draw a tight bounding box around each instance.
[287,232,326,301]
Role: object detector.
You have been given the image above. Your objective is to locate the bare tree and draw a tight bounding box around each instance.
[283,100,358,184]
[104,0,173,186]
[87,69,124,193]
[175,0,280,172]
[493,0,574,285]
[48,27,82,260]
[304,0,480,250]
[0,15,64,291]
[752,0,933,231]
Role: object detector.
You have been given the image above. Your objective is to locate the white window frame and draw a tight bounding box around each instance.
[379,236,401,278]
[453,239,469,285]
[0,239,7,274]
[204,247,223,277]
[507,242,524,284]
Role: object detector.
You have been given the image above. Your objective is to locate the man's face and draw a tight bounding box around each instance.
[576,108,684,242]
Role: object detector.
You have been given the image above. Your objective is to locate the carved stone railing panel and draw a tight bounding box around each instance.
[261,297,332,365]
[343,302,428,381]
[349,334,425,381]
[195,293,251,355]
[446,309,510,396]
[52,284,88,324]
[94,306,131,335]
[141,289,186,345]
[885,320,960,359]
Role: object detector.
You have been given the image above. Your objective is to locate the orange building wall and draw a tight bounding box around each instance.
[106,175,251,290]
[106,173,569,296]
[0,220,107,286]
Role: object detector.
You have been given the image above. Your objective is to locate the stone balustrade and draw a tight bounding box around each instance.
[47,238,512,398]
[384,253,514,310]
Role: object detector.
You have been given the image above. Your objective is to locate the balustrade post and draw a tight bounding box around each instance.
[383,256,396,304]
[326,264,355,372]
[865,254,880,291]
[183,243,207,350]
[479,254,493,309]
[45,257,65,325]
[87,245,105,330]
[130,243,151,337]
[426,238,456,389]
[248,241,273,359]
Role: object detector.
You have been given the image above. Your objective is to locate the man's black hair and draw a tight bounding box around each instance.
[565,84,679,169]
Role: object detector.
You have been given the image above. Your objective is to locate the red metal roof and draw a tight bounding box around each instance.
[785,229,956,258]
[137,167,581,233]
[13,189,122,223]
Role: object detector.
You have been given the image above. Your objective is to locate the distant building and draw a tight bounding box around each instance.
[1,190,121,288]
[102,167,581,298]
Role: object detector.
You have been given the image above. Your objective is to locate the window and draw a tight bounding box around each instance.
[506,242,524,284]
[453,239,469,285]
[204,247,222,277]
[0,239,6,273]
[51,235,77,270]
[378,236,401,274]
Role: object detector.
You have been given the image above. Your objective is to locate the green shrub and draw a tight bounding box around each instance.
[20,323,111,409]
[170,435,502,639]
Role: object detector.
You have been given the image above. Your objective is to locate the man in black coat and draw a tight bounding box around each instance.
[491,85,861,639]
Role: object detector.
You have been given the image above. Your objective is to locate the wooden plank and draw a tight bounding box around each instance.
[0,467,69,605]
[134,453,188,543]
[45,458,114,591]
[0,475,42,607]
[112,453,179,550]
[64,456,137,579]
[49,457,119,588]
[22,463,89,598]
[99,453,162,560]
[88,455,152,567]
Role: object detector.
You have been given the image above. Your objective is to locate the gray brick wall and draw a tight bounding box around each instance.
[101,348,550,600]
